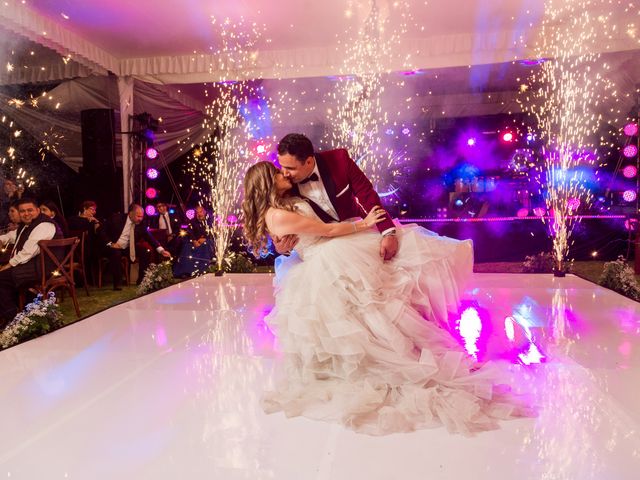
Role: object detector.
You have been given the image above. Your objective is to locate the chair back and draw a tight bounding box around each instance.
[68,230,86,264]
[37,237,80,291]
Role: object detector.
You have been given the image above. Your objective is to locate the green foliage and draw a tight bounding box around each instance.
[599,257,640,301]
[137,261,175,295]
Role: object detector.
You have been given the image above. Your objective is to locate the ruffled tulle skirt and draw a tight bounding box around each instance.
[264,225,534,435]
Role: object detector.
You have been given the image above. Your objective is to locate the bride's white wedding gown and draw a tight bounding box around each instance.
[263,201,533,435]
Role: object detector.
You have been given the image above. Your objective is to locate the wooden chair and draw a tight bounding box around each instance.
[34,237,81,318]
[68,230,90,296]
[98,255,130,288]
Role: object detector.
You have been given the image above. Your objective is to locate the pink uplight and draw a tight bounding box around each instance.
[145,147,158,159]
[146,167,159,180]
[145,187,157,199]
[623,190,637,202]
[145,205,156,216]
[256,145,266,154]
[623,165,638,178]
[623,144,638,158]
[533,207,546,217]
[516,208,529,217]
[185,209,195,220]
[502,132,514,142]
[467,137,476,146]
[624,123,639,136]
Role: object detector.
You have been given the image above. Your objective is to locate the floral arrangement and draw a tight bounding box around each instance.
[0,292,64,349]
[599,256,640,301]
[137,261,175,295]
[210,250,257,274]
[522,251,572,274]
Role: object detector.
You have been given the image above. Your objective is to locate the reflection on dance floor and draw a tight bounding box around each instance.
[0,273,638,479]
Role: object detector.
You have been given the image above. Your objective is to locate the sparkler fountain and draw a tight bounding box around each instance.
[522,0,621,275]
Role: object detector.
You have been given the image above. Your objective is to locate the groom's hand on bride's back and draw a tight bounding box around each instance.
[273,234,299,255]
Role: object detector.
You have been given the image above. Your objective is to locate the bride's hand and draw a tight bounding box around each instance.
[364,206,387,227]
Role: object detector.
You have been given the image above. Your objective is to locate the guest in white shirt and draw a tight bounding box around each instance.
[98,203,170,290]
[0,198,59,325]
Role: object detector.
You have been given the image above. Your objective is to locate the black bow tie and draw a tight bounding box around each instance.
[299,173,319,185]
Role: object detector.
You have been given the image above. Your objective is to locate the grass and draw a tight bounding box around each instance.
[57,285,139,325]
[474,260,640,285]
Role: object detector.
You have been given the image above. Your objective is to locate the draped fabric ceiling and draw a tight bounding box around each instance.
[1,0,639,172]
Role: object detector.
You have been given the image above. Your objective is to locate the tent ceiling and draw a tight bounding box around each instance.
[2,0,638,83]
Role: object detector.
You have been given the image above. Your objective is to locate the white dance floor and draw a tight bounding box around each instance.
[1,273,639,479]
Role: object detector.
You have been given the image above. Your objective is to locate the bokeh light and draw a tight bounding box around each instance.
[622,144,638,158]
[623,123,639,136]
[623,165,638,178]
[146,168,159,180]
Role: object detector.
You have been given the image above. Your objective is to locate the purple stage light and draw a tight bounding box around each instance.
[227,214,238,223]
[145,147,158,159]
[402,127,410,135]
[145,205,156,216]
[385,128,394,135]
[623,144,638,158]
[624,123,639,136]
[467,137,476,146]
[516,208,529,217]
[145,187,157,199]
[623,190,637,202]
[146,167,159,180]
[623,165,638,178]
[185,209,195,220]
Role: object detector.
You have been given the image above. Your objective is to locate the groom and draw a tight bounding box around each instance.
[274,133,398,261]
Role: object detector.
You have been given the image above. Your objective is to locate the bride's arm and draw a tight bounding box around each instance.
[266,207,386,239]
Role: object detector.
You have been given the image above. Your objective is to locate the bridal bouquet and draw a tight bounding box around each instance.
[599,256,640,301]
[137,261,174,295]
[0,292,64,349]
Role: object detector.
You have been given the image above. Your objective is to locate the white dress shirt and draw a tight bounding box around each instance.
[158,213,173,235]
[113,217,166,254]
[116,216,134,248]
[0,222,56,267]
[297,162,396,236]
[298,163,339,221]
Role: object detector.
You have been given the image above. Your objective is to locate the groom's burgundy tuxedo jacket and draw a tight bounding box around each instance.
[291,148,395,234]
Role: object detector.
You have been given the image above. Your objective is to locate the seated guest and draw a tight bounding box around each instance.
[0,178,23,228]
[0,197,61,326]
[68,200,101,281]
[39,200,69,237]
[172,206,214,278]
[98,203,170,290]
[67,201,101,234]
[0,201,21,264]
[151,202,183,257]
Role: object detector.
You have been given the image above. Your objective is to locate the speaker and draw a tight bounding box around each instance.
[81,109,116,174]
[78,109,121,216]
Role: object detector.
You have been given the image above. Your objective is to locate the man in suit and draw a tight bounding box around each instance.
[152,202,182,257]
[0,197,61,325]
[99,203,170,290]
[274,133,398,261]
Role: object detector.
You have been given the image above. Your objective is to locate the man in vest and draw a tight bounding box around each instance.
[0,197,61,326]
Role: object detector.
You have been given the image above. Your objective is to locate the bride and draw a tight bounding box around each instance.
[242,161,532,436]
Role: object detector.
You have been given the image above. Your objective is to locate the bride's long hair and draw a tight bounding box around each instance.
[242,161,297,256]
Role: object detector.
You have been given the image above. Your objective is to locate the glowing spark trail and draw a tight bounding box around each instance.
[521,0,622,270]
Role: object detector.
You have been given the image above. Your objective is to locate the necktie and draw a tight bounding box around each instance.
[129,223,136,262]
[299,173,319,185]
